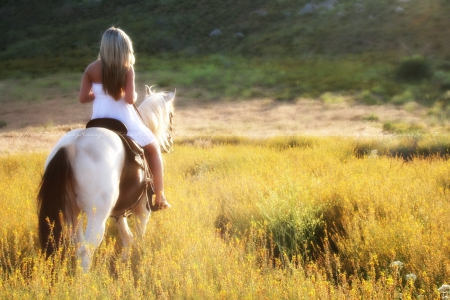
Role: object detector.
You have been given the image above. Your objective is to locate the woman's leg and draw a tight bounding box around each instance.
[143,142,170,209]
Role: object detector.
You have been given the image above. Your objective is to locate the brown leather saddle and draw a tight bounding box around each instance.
[86,118,159,217]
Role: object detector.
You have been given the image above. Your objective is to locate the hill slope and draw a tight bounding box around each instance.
[1,0,450,63]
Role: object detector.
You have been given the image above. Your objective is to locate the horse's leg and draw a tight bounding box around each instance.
[133,196,151,238]
[115,216,134,261]
[116,195,151,261]
[79,206,111,272]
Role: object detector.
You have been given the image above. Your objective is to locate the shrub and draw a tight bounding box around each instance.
[359,90,381,105]
[382,121,425,136]
[396,55,433,81]
[391,90,415,105]
[403,101,419,113]
[362,113,379,122]
[320,92,346,104]
[262,207,325,261]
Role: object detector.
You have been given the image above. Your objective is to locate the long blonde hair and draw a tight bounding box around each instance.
[99,27,135,100]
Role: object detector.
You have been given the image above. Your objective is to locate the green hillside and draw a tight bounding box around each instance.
[2,0,450,61]
[2,0,450,104]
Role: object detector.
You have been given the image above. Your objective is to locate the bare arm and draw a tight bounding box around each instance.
[125,66,137,104]
[79,68,95,103]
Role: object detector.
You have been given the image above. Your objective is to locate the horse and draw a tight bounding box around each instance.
[37,85,175,272]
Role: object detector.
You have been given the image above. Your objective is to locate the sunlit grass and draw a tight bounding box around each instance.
[0,137,449,298]
[0,74,81,103]
[2,55,450,108]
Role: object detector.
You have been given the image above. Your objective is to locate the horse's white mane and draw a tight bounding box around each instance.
[138,85,175,152]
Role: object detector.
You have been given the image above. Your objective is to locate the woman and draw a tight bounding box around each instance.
[78,27,170,210]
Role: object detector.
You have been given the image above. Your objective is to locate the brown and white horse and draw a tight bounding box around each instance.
[37,85,175,272]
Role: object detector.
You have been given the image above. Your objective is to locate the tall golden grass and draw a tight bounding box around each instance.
[0,137,448,299]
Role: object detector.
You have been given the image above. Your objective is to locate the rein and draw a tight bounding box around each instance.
[133,103,146,125]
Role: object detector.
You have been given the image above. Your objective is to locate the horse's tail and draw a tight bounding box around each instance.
[37,146,74,257]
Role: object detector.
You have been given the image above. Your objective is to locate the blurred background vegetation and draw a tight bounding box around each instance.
[2,0,450,105]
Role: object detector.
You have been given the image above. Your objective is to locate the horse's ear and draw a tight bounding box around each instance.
[145,85,152,96]
[164,89,176,102]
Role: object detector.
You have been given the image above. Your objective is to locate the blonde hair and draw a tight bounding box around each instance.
[99,27,135,100]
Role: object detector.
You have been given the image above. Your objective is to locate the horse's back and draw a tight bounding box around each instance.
[45,128,83,169]
[48,128,125,211]
[47,128,122,161]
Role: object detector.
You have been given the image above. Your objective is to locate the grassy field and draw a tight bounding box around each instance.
[1,137,450,298]
[3,1,450,298]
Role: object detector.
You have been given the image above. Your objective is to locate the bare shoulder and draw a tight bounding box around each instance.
[85,60,102,83]
[126,65,135,76]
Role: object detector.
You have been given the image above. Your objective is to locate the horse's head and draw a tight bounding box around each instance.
[138,85,175,153]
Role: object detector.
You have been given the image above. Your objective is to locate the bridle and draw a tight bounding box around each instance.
[167,112,173,150]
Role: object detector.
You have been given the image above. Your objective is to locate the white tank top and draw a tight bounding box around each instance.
[91,83,155,146]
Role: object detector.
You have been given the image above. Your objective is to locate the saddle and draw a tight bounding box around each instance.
[86,118,159,217]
